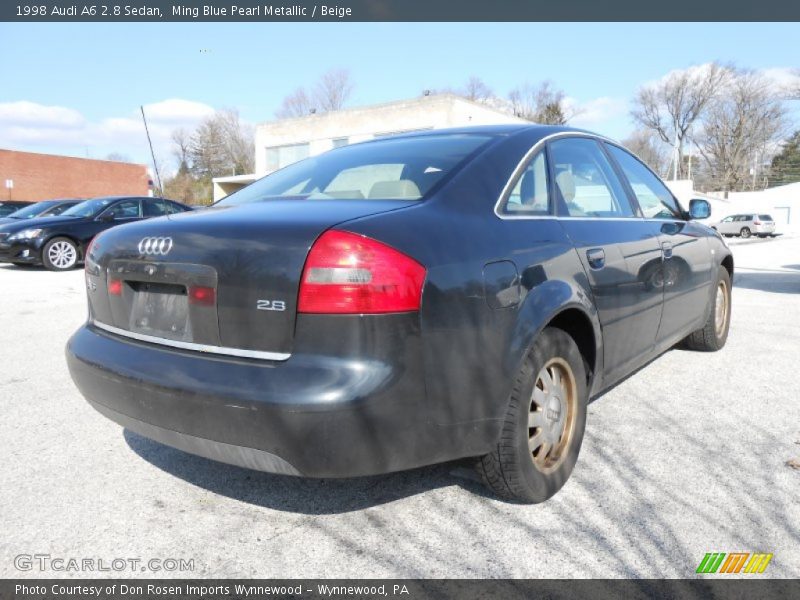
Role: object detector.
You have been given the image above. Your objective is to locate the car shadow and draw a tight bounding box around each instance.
[733,269,800,294]
[123,429,493,515]
[0,264,47,271]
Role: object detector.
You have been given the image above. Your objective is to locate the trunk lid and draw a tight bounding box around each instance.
[88,200,414,357]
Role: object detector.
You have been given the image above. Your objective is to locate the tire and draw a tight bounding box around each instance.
[476,327,588,503]
[740,227,751,239]
[42,237,79,271]
[683,266,731,352]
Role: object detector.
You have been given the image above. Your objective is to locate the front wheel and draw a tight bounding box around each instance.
[740,227,751,238]
[42,237,79,271]
[683,266,731,352]
[476,327,587,503]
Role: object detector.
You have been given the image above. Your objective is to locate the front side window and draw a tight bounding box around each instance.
[219,134,492,206]
[549,138,634,218]
[500,151,550,215]
[607,144,682,220]
[105,199,141,219]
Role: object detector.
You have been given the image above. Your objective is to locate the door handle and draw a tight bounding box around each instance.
[586,248,605,269]
[661,241,673,259]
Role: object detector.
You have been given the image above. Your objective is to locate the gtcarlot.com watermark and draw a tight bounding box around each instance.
[14,554,194,573]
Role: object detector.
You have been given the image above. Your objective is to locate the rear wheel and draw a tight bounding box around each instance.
[740,227,751,238]
[42,237,79,271]
[476,327,587,503]
[683,266,731,352]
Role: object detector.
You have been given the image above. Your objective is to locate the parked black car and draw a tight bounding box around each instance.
[0,196,191,270]
[0,198,82,227]
[0,201,33,217]
[67,126,732,502]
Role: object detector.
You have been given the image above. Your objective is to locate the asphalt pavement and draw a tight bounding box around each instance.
[1,234,798,578]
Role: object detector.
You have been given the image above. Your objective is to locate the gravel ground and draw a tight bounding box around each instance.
[1,234,798,579]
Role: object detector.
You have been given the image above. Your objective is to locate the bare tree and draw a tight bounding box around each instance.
[171,128,191,173]
[621,129,672,177]
[275,87,314,119]
[508,81,574,125]
[105,152,131,162]
[463,76,494,103]
[695,69,790,192]
[631,62,729,180]
[313,68,355,112]
[275,69,355,118]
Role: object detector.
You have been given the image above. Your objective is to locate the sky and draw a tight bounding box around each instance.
[1,22,798,170]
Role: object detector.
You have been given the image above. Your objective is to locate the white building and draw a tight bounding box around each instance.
[212,94,525,200]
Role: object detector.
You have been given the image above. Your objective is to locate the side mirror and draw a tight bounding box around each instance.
[689,199,711,220]
[98,211,115,222]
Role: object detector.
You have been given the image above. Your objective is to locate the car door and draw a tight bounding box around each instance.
[605,143,714,345]
[549,136,665,384]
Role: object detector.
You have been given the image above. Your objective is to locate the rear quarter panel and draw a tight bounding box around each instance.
[340,130,602,456]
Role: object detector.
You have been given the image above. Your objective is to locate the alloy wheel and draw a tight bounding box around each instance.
[48,240,77,269]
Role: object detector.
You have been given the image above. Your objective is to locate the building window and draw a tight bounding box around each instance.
[332,137,349,149]
[265,143,310,172]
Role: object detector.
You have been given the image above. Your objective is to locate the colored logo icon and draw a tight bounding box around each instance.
[696,552,773,574]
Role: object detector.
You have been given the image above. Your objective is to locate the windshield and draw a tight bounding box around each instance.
[5,202,55,219]
[218,133,492,206]
[61,198,116,218]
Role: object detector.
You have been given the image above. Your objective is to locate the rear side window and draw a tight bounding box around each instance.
[217,134,492,206]
[549,138,634,218]
[143,199,168,217]
[759,214,773,221]
[606,144,682,219]
[500,151,550,215]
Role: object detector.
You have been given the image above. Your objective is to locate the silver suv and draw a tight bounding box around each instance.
[713,214,776,238]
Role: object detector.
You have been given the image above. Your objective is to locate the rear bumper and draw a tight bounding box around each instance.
[66,318,482,478]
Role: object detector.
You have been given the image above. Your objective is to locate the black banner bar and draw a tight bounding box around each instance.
[4,580,800,600]
[2,0,800,22]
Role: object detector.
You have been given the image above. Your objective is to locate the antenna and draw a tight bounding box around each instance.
[140,105,163,196]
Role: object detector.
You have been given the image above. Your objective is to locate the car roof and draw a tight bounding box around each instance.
[349,124,611,156]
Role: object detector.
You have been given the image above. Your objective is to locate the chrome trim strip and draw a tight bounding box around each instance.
[92,320,291,361]
[493,131,619,221]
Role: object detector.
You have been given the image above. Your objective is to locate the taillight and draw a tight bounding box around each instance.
[108,278,122,296]
[189,285,216,306]
[754,220,762,225]
[298,230,426,314]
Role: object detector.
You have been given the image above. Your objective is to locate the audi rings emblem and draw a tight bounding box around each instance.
[138,237,173,256]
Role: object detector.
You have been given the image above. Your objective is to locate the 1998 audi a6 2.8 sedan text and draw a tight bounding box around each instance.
[67,126,732,502]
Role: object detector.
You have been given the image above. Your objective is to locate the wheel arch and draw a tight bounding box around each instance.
[721,252,734,278]
[506,279,602,399]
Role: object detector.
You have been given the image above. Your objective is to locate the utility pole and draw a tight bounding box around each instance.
[140,105,163,196]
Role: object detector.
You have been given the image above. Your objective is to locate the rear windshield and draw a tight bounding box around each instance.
[217,134,492,206]
[758,214,773,220]
[3,202,53,219]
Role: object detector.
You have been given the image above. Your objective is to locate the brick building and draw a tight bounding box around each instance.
[0,149,152,201]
